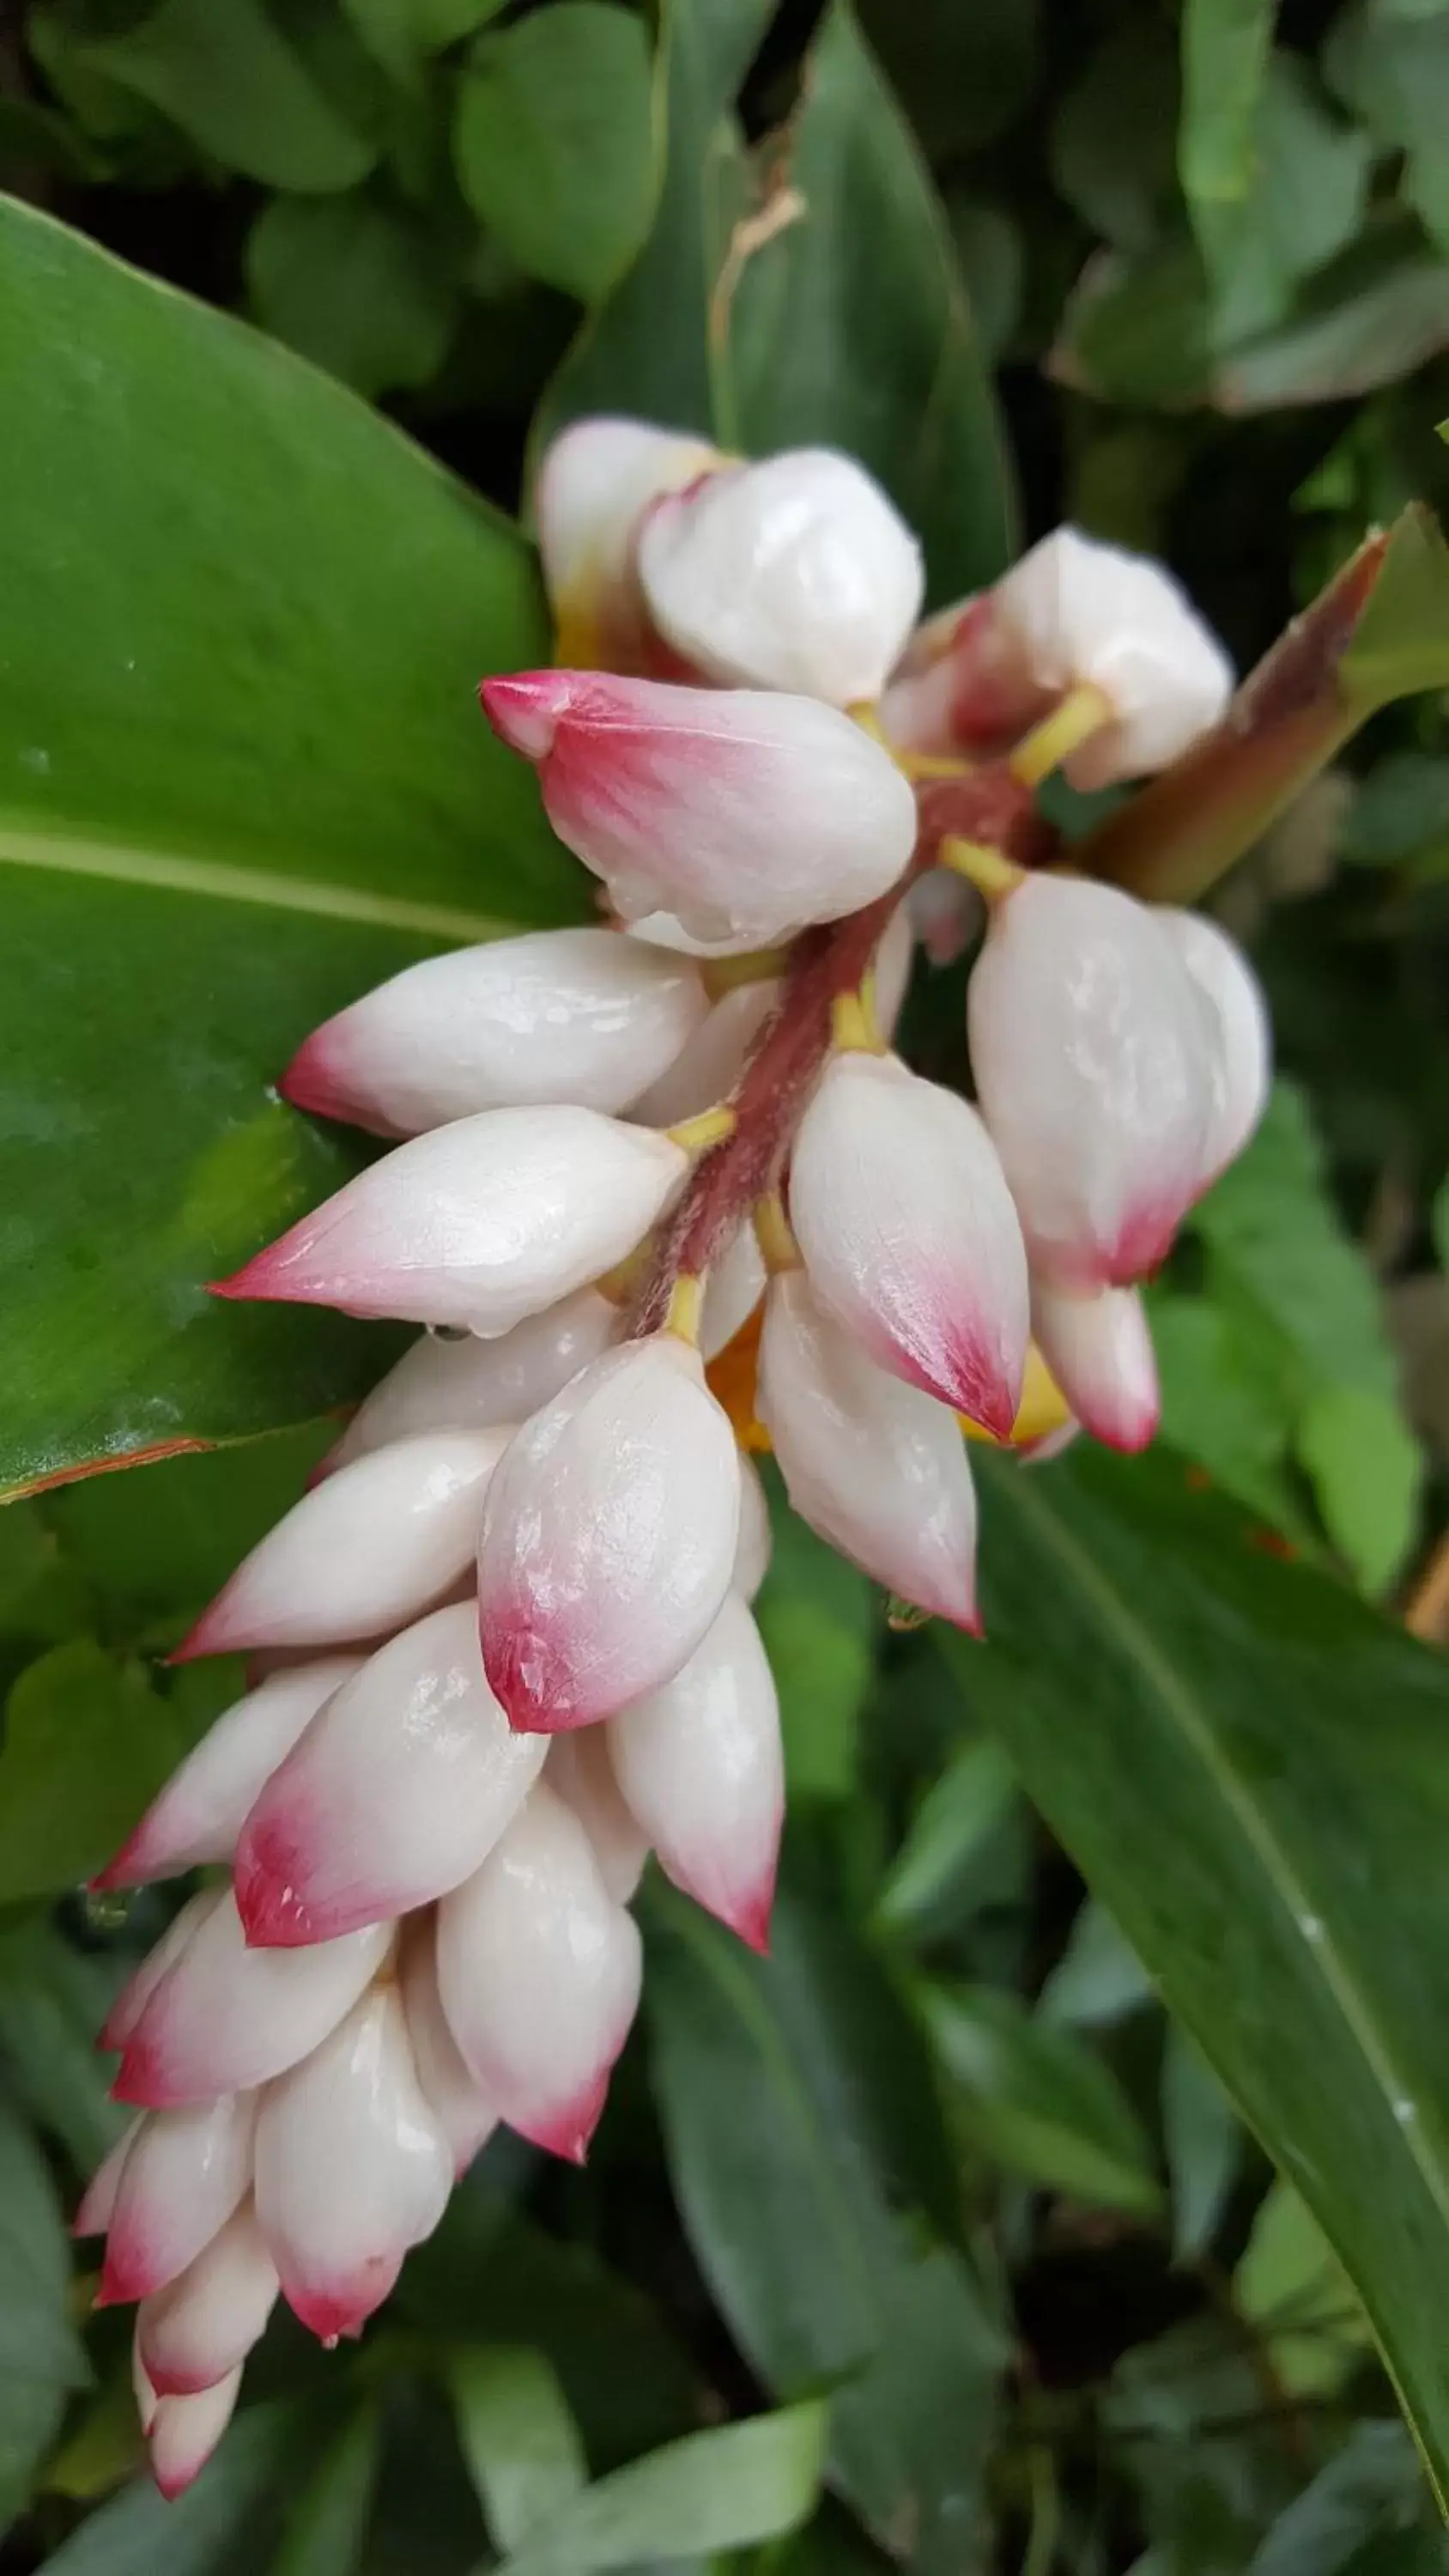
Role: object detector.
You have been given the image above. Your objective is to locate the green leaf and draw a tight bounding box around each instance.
[0,1642,191,1902]
[271,2403,382,2576]
[1201,57,1373,346]
[1343,501,1449,706]
[1434,1176,1449,1276]
[490,2403,828,2576]
[536,0,774,445]
[0,1916,129,2172]
[1049,22,1180,256]
[397,2190,694,2470]
[1039,1901,1155,2030]
[1298,1383,1424,1596]
[722,0,1016,601]
[454,5,657,303]
[922,1981,1162,2216]
[1342,753,1449,870]
[646,1887,1003,2570]
[754,1491,876,1801]
[1149,1288,1315,1545]
[82,0,376,191]
[0,197,578,1501]
[1216,244,1449,412]
[45,2403,307,2574]
[447,2348,586,2553]
[1052,240,1213,411]
[874,1737,1018,1935]
[1246,2421,1431,2576]
[1179,0,1275,270]
[0,2099,90,2524]
[1236,2179,1375,2399]
[1326,0,1449,258]
[1161,2024,1242,2262]
[247,189,459,398]
[942,1441,1449,2506]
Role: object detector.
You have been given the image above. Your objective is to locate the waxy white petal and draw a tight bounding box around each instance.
[98,1661,366,1888]
[701,1222,766,1361]
[147,2366,243,2500]
[1030,1279,1160,1455]
[73,2118,141,2240]
[637,447,924,705]
[100,1890,226,2054]
[327,1291,617,1473]
[1161,908,1271,1182]
[282,929,707,1135]
[136,2203,278,2397]
[535,416,718,663]
[731,1455,772,1604]
[967,874,1216,1290]
[873,902,914,1034]
[479,1337,741,1732]
[213,1107,685,1334]
[399,1917,499,2175]
[547,1728,648,1904]
[757,1273,979,1630]
[992,526,1234,787]
[254,1984,451,2341]
[610,1594,782,1949]
[115,1894,391,2106]
[436,1783,641,2161]
[99,2094,258,2305]
[629,981,777,1127]
[790,1051,1029,1433]
[482,672,917,952]
[175,1432,510,1662]
[234,1603,546,1946]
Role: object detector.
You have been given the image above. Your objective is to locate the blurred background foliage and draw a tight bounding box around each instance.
[3,0,1449,2568]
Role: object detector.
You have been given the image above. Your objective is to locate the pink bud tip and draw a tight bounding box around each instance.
[88,1836,142,1893]
[166,1598,235,1665]
[288,2265,401,2343]
[205,1245,311,1305]
[110,2046,168,2108]
[277,1030,351,1124]
[143,2360,212,2402]
[233,1837,322,1951]
[513,2072,609,2166]
[153,2469,195,2503]
[722,1872,777,1959]
[479,671,579,760]
[95,2251,143,2308]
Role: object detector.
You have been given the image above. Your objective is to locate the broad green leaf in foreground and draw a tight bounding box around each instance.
[270,2404,383,2576]
[43,2403,307,2576]
[922,1981,1162,2216]
[0,2100,91,2526]
[646,1886,1003,2571]
[0,194,580,1503]
[945,1443,1449,2508]
[489,2402,828,2576]
[448,2348,586,2555]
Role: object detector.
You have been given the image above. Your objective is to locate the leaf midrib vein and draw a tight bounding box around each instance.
[0,823,511,943]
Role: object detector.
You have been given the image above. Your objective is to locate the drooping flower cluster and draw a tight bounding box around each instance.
[81,417,1270,2493]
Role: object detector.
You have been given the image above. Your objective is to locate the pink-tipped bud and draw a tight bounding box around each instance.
[435,1782,641,2160]
[479,1337,741,1732]
[547,1728,649,1904]
[136,2203,278,2397]
[99,1889,227,2054]
[115,1895,391,2106]
[636,447,923,705]
[253,1985,451,2342]
[481,671,917,954]
[610,1593,782,1951]
[97,1661,365,1888]
[282,929,707,1137]
[757,1273,979,1631]
[73,2118,140,2240]
[732,1455,772,1604]
[967,874,1216,1291]
[234,1603,545,1947]
[97,2094,257,2306]
[789,1050,1029,1434]
[325,1291,618,1476]
[147,2365,243,2499]
[398,1918,499,2176]
[1029,1280,1160,1455]
[211,1107,685,1335]
[173,1431,510,1662]
[1160,909,1271,1185]
[533,416,719,667]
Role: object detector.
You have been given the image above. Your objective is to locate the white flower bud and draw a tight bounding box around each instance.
[478,1337,741,1732]
[789,1050,1029,1433]
[1160,908,1271,1183]
[326,1291,617,1473]
[967,874,1216,1290]
[534,416,719,665]
[233,1604,545,1947]
[146,2366,242,2500]
[482,672,917,953]
[136,2204,278,2397]
[757,1273,979,1630]
[398,1918,500,2177]
[547,1728,649,1904]
[637,448,923,704]
[1030,1279,1160,1454]
[97,2094,257,2306]
[113,1894,391,2107]
[212,1106,686,1335]
[281,929,707,1136]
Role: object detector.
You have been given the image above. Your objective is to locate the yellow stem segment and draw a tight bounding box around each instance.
[700,947,790,995]
[1009,682,1113,787]
[663,1274,705,1346]
[938,837,1024,902]
[754,1193,801,1274]
[666,1103,737,1157]
[830,987,883,1054]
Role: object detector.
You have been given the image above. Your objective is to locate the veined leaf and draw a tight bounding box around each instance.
[0,196,580,1501]
[943,1443,1449,2508]
[489,2403,828,2576]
